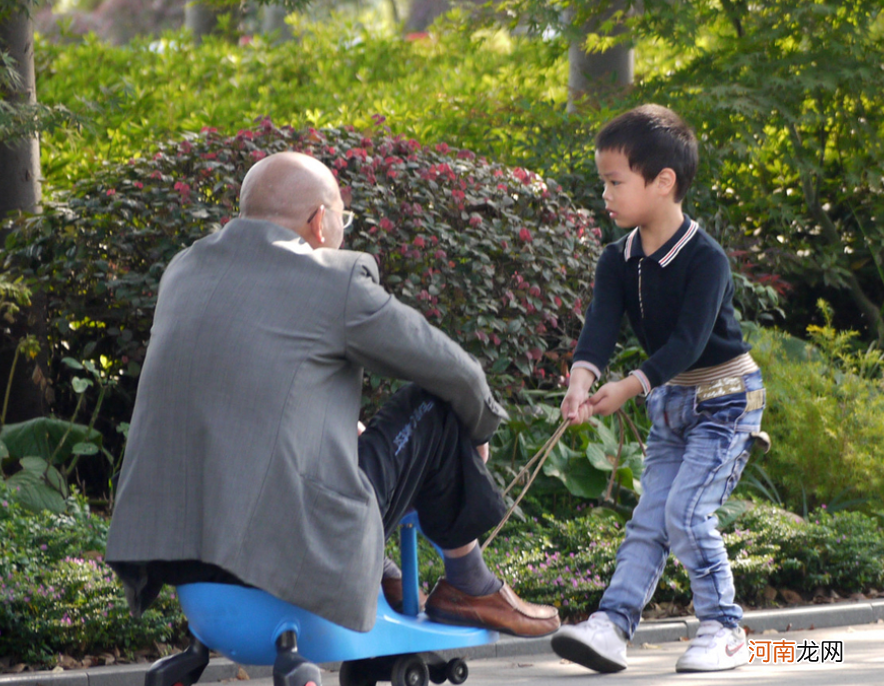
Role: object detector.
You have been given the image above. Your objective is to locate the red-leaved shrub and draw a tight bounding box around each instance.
[4,118,601,484]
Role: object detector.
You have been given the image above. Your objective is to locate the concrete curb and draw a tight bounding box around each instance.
[4,599,883,685]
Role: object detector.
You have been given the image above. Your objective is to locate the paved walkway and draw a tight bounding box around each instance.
[314,623,884,686]
[4,599,884,685]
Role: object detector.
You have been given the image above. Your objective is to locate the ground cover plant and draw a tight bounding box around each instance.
[0,485,185,670]
[4,486,882,670]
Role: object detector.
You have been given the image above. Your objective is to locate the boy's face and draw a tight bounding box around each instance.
[595,148,662,230]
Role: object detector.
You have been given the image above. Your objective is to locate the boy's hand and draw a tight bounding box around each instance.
[588,376,643,417]
[561,367,597,425]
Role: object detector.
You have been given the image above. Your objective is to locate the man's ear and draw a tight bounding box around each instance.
[655,168,678,197]
[309,205,327,245]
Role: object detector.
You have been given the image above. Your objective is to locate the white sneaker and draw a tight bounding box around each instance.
[676,621,749,672]
[551,612,628,673]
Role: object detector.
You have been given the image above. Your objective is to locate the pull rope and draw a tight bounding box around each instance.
[481,409,648,552]
[481,418,569,552]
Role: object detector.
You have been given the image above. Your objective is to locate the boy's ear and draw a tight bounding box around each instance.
[654,168,678,197]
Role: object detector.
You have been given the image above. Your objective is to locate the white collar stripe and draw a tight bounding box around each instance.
[623,228,640,261]
[658,220,699,267]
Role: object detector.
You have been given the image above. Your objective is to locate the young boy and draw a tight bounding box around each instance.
[551,104,766,673]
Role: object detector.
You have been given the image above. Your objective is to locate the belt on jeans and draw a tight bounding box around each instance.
[695,376,765,413]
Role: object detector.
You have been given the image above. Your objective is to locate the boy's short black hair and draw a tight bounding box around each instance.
[595,104,699,202]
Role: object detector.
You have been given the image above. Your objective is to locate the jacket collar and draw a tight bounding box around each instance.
[226,217,315,255]
[623,216,698,267]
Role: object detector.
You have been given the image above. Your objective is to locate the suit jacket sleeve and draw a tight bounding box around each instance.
[343,254,508,443]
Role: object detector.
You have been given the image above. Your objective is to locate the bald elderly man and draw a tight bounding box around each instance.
[106,152,560,638]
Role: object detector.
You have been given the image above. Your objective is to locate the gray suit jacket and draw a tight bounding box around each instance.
[105,218,507,632]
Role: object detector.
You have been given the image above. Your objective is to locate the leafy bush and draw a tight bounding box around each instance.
[387,499,884,622]
[724,504,884,601]
[34,19,568,186]
[0,486,185,668]
[2,119,600,491]
[479,503,884,621]
[748,319,884,513]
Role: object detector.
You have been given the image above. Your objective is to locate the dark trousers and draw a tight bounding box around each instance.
[358,384,506,550]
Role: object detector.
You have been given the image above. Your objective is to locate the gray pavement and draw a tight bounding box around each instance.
[4,599,884,686]
[315,623,884,686]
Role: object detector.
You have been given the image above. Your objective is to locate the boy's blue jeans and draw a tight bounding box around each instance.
[599,370,765,639]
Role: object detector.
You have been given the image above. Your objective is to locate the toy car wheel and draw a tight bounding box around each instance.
[428,663,447,684]
[391,654,429,686]
[446,658,468,685]
[339,660,378,686]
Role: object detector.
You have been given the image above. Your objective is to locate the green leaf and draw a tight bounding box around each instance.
[586,443,614,472]
[71,442,99,456]
[0,440,7,459]
[615,465,635,490]
[62,357,84,370]
[543,449,608,500]
[19,456,50,472]
[5,470,67,513]
[1,418,103,465]
[72,377,93,394]
[716,499,751,530]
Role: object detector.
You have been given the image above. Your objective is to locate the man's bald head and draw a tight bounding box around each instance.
[239,152,345,248]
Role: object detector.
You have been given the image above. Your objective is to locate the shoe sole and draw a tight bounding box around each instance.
[551,633,627,673]
[425,608,559,638]
[676,658,748,673]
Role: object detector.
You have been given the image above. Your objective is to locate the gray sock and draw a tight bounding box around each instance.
[443,545,503,597]
[383,556,402,580]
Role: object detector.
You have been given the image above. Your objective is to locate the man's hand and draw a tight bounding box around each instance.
[561,367,597,426]
[357,421,366,436]
[588,376,643,417]
[476,443,490,464]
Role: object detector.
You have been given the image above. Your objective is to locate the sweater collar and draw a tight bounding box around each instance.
[623,216,698,267]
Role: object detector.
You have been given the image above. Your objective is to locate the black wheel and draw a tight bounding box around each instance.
[445,658,468,685]
[391,654,429,686]
[428,663,447,684]
[338,660,377,686]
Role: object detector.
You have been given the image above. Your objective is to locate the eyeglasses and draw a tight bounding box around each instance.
[307,206,355,230]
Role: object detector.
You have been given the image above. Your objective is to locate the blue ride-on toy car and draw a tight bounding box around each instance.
[143,512,498,686]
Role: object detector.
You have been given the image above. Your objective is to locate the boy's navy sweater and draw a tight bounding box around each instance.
[573,216,750,390]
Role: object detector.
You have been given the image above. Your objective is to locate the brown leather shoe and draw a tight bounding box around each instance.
[425,579,561,637]
[381,577,428,613]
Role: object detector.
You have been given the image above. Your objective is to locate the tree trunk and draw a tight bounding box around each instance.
[405,0,450,32]
[261,5,292,42]
[567,0,635,112]
[0,6,48,423]
[185,2,219,44]
[0,8,41,224]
